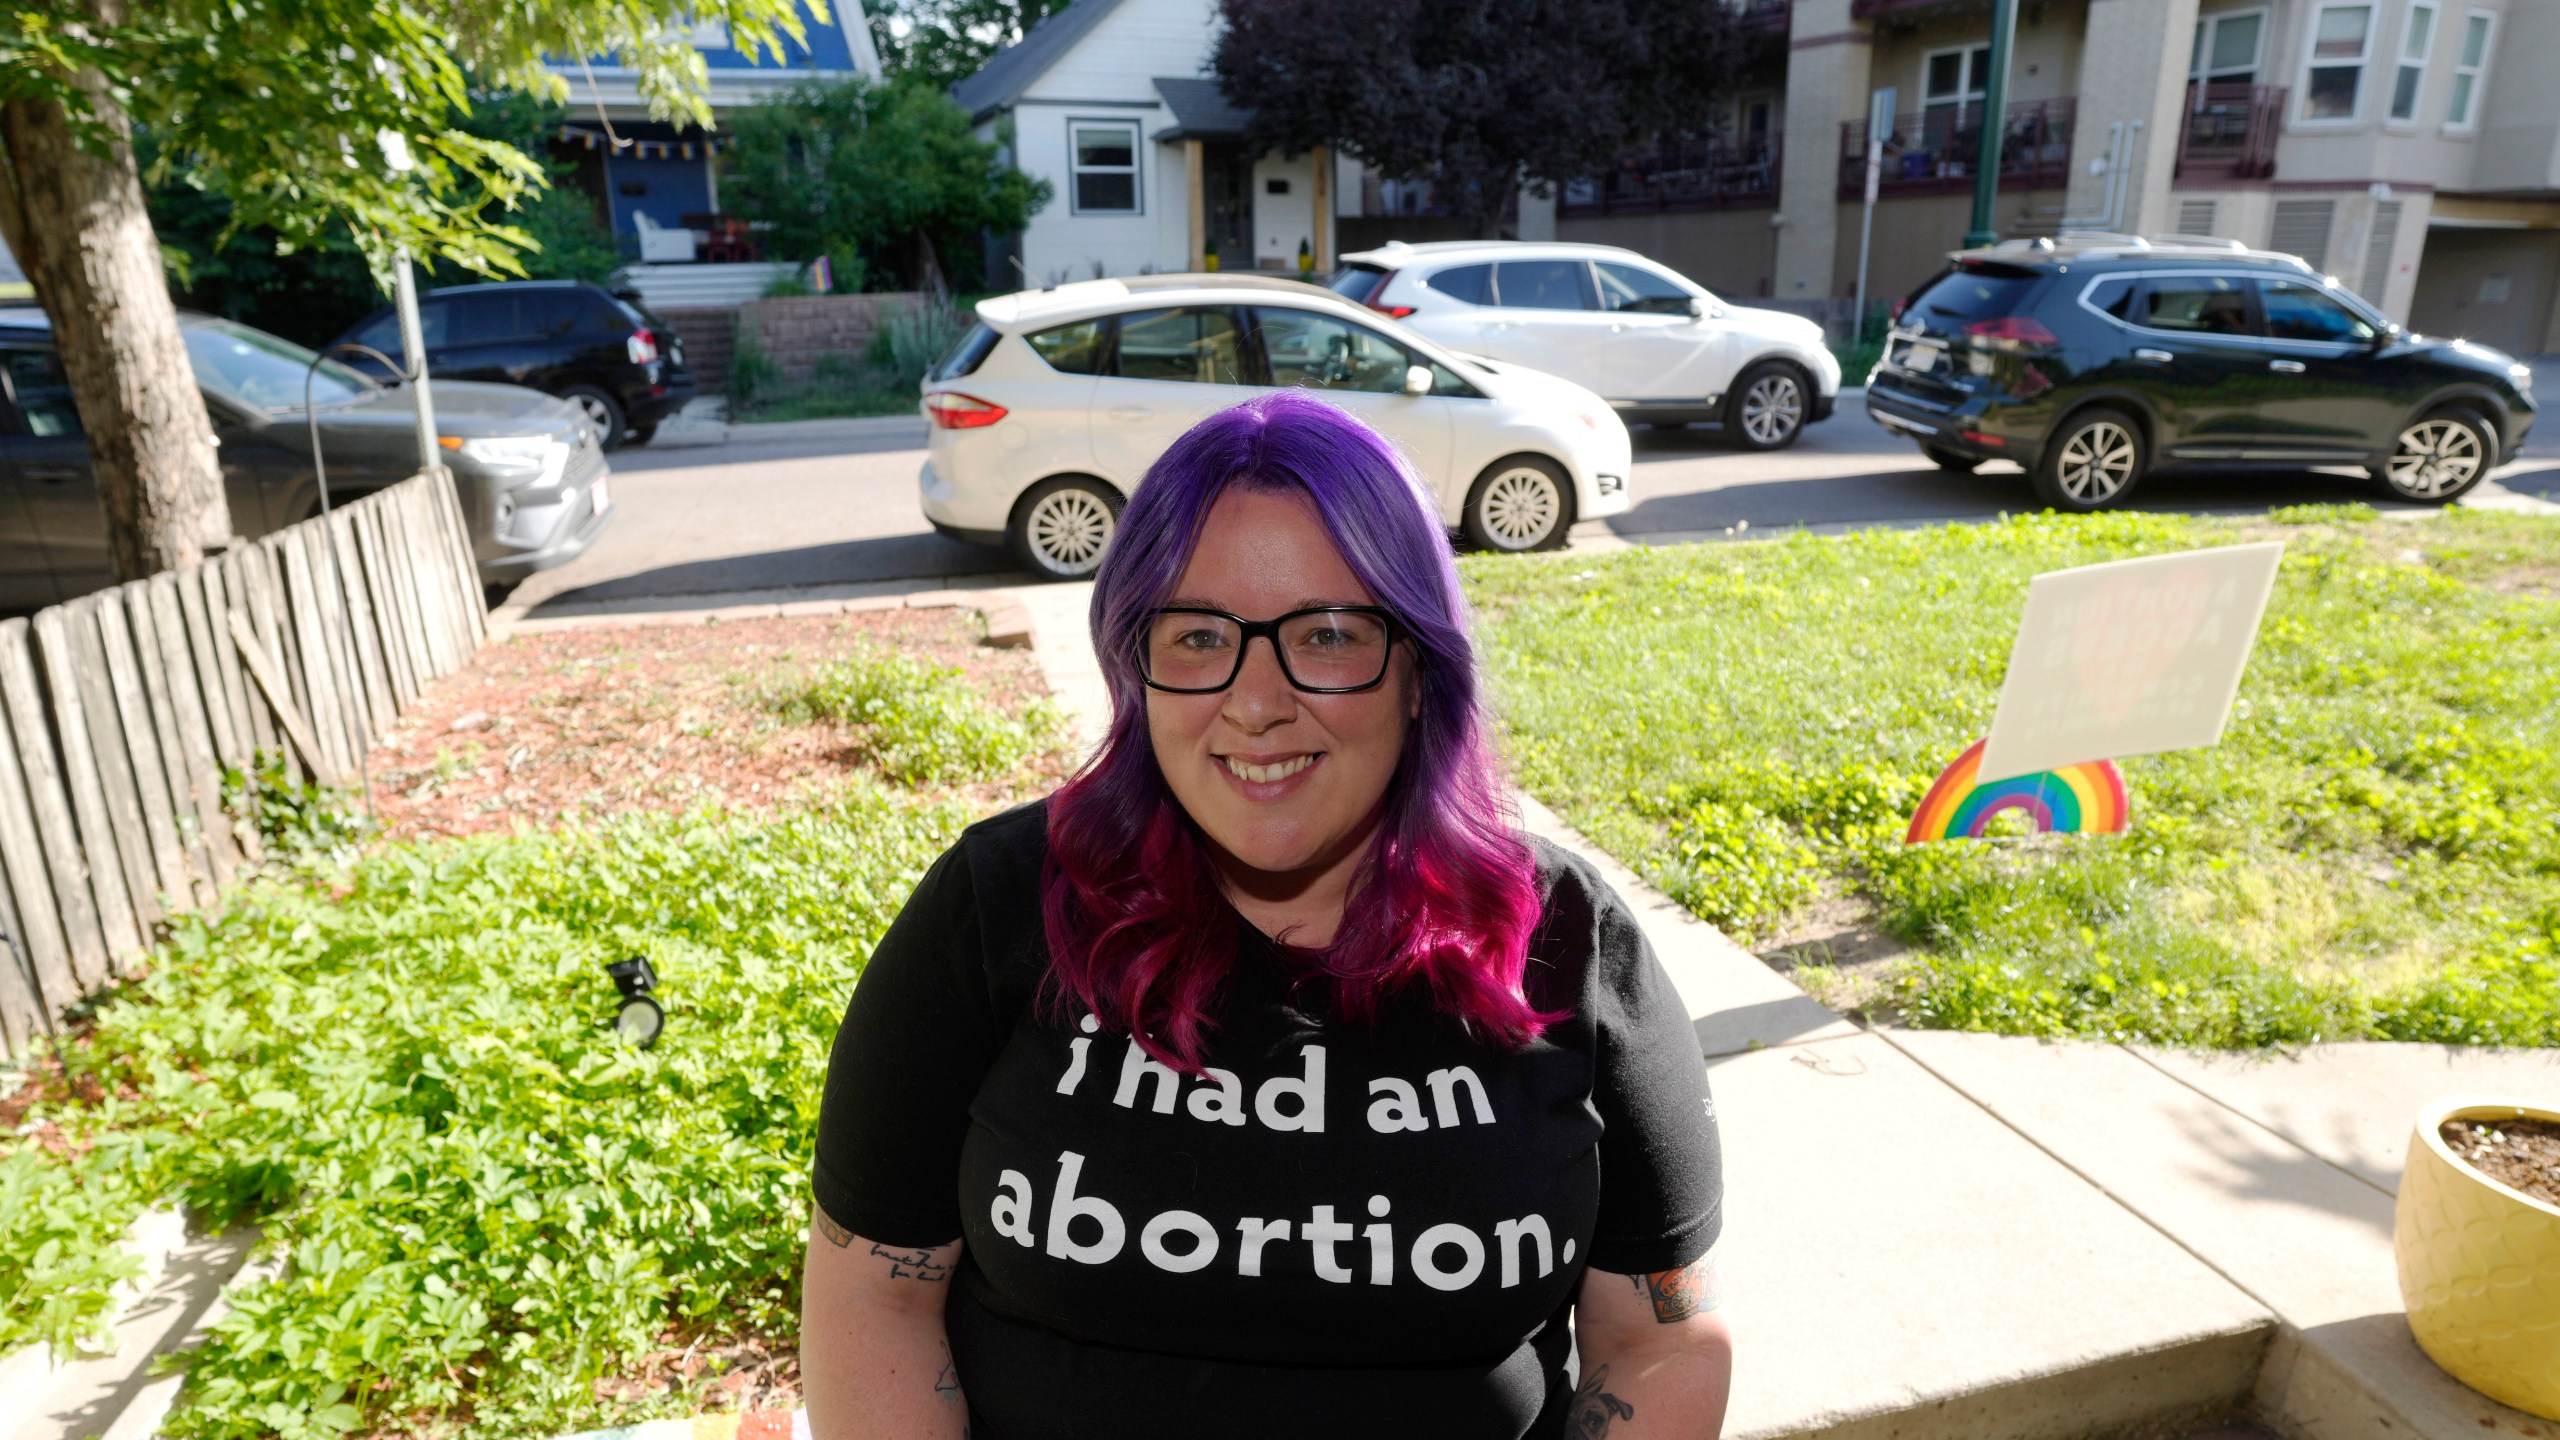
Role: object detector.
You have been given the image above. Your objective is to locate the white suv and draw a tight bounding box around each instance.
[1328,241,1841,449]
[917,274,1632,579]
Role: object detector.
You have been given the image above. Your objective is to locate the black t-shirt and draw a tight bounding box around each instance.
[814,801,1721,1440]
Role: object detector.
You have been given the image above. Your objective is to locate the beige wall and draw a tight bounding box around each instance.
[1559,210,1786,299]
[1829,189,2073,300]
[1863,0,2090,110]
[2406,225,2560,354]
[1775,0,1871,300]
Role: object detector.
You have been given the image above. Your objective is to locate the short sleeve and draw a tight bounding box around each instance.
[1577,869,1724,1276]
[812,841,1005,1247]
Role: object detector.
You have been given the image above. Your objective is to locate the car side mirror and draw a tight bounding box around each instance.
[1403,364,1433,396]
[1687,296,1708,319]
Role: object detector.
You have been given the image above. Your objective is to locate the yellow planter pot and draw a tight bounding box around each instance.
[2394,1095,2560,1421]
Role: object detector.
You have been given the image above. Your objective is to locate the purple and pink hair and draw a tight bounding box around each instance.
[1041,390,1550,1071]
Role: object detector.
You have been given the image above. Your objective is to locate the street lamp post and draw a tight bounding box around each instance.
[375,131,440,475]
[1963,0,2021,248]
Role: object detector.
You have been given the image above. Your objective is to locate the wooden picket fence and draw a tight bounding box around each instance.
[0,471,486,1058]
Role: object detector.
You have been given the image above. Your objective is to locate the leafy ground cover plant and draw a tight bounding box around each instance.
[767,645,1064,785]
[1466,508,2560,1047]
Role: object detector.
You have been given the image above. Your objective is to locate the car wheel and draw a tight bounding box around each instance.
[562,386,628,450]
[2031,407,2146,512]
[1007,477,1123,581]
[1723,362,1810,450]
[1923,444,1980,474]
[2376,408,2495,505]
[1463,456,1574,553]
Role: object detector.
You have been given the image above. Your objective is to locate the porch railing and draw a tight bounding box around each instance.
[1836,98,2076,199]
[1562,138,1781,217]
[2177,83,2285,181]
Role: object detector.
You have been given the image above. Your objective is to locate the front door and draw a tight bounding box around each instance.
[2121,273,2273,459]
[1245,305,1453,490]
[1476,259,1614,381]
[2251,275,2407,460]
[1203,144,1252,272]
[1087,306,1260,490]
[1591,260,1727,402]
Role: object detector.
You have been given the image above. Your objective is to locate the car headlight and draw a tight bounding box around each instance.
[2510,361,2534,393]
[444,434,569,486]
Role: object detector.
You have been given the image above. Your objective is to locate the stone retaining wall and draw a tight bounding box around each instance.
[736,292,929,389]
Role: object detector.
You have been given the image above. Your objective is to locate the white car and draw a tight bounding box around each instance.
[1326,241,1841,449]
[917,274,1632,579]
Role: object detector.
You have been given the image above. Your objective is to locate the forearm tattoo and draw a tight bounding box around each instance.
[934,1339,963,1409]
[869,1242,952,1283]
[1566,1364,1637,1437]
[813,1207,856,1248]
[1631,1250,1725,1324]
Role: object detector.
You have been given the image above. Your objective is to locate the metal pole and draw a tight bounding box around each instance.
[1964,0,2020,247]
[1853,88,1895,346]
[391,253,439,475]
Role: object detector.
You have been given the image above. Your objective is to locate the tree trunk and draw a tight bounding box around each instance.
[0,59,229,582]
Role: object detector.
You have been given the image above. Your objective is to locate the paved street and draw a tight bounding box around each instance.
[500,392,2560,620]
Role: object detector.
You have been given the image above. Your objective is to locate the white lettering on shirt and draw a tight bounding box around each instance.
[1363,1194,1393,1284]
[1139,1210,1220,1273]
[1365,1077,1432,1133]
[1492,1215,1552,1287]
[1426,1066,1496,1127]
[1056,1014,1100,1096]
[1305,1203,1355,1282]
[1186,1067,1247,1126]
[991,1169,1036,1247]
[1235,1217,1292,1277]
[1254,1044,1327,1133]
[1412,1222,1487,1292]
[1113,1040,1182,1115]
[1044,1151,1125,1264]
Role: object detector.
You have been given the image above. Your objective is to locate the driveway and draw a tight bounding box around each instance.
[499,395,2559,620]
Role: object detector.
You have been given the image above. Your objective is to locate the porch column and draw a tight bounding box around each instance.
[1775,0,1871,298]
[2066,0,2200,236]
[1186,139,1207,271]
[1311,145,1332,270]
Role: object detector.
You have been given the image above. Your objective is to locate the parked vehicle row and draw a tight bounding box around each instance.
[917,273,1633,579]
[1865,235,2537,511]
[0,308,613,611]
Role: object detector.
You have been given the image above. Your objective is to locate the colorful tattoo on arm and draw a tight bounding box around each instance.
[1566,1364,1638,1437]
[1632,1249,1725,1324]
[813,1207,855,1248]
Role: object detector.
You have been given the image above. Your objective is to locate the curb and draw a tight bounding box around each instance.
[488,588,1033,649]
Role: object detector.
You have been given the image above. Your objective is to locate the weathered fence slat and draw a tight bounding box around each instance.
[278,533,353,780]
[120,585,215,904]
[387,486,453,678]
[423,471,486,652]
[229,613,339,788]
[0,619,109,987]
[238,543,307,787]
[0,670,76,1013]
[356,504,418,711]
[203,559,269,770]
[175,568,240,767]
[67,601,166,934]
[331,512,394,740]
[146,576,236,886]
[32,608,144,959]
[304,520,375,749]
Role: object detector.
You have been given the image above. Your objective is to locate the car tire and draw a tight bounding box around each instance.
[1462,455,1574,553]
[1007,476,1124,581]
[2374,407,2496,505]
[562,385,628,450]
[1723,361,1811,450]
[1923,444,1981,474]
[2030,407,2147,512]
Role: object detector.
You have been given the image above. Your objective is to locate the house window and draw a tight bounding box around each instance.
[2445,9,2493,130]
[2301,3,2376,121]
[1922,43,1991,132]
[2190,10,2266,85]
[1070,120,1141,214]
[2389,4,2436,122]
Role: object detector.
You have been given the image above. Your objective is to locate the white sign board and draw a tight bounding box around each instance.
[1976,542,2285,782]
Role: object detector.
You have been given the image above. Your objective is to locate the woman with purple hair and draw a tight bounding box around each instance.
[802,392,1728,1439]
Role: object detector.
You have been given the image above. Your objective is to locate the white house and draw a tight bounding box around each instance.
[950,0,1346,286]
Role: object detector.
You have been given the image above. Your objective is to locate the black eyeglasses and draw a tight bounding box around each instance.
[1138,606,1403,694]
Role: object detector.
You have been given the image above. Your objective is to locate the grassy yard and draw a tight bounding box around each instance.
[1465,506,2560,1049]
[0,639,1063,1440]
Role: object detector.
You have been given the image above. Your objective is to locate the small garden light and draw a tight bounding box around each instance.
[605,956,664,1048]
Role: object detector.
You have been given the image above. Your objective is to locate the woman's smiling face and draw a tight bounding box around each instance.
[1146,486,1416,888]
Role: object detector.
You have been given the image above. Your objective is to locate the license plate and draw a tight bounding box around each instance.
[589,475,610,515]
[1902,341,1944,372]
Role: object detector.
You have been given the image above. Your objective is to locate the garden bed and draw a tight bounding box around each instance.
[1,613,1067,1440]
[1465,505,2560,1049]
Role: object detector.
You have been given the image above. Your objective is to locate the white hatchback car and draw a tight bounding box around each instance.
[917,274,1632,579]
[1328,241,1841,449]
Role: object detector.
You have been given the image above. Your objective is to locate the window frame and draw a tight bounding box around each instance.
[2386,2,2438,125]
[2443,7,2494,133]
[1488,258,1600,312]
[2295,1,2380,126]
[2190,8,2270,86]
[1108,305,1247,385]
[1066,117,1143,217]
[1920,41,1993,122]
[2252,275,2382,347]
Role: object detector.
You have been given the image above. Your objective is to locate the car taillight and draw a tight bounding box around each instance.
[925,392,1008,429]
[1366,301,1417,320]
[1963,315,2059,353]
[627,327,660,364]
[1890,297,1908,322]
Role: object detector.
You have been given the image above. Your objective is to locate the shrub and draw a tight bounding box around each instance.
[771,647,1062,785]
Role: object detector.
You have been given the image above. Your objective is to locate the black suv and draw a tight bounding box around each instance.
[334,280,694,449]
[1866,237,2537,510]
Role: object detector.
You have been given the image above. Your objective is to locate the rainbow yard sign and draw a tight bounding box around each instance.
[1907,542,2284,846]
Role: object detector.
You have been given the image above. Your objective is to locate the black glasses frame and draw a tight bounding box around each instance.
[1138,605,1404,694]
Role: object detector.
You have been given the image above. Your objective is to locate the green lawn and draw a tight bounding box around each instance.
[1464,506,2560,1049]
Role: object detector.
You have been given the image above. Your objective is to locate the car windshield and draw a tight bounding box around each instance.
[1320,265,1387,302]
[1904,263,2038,325]
[183,321,376,410]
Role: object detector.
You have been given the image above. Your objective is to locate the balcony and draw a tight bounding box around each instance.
[1736,0,1791,31]
[1560,139,1781,218]
[2177,83,2284,181]
[1837,98,2075,199]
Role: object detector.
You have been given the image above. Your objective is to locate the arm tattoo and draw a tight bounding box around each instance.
[933,1339,963,1410]
[813,1207,855,1249]
[1566,1364,1637,1437]
[870,1242,952,1283]
[1631,1251,1725,1324]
